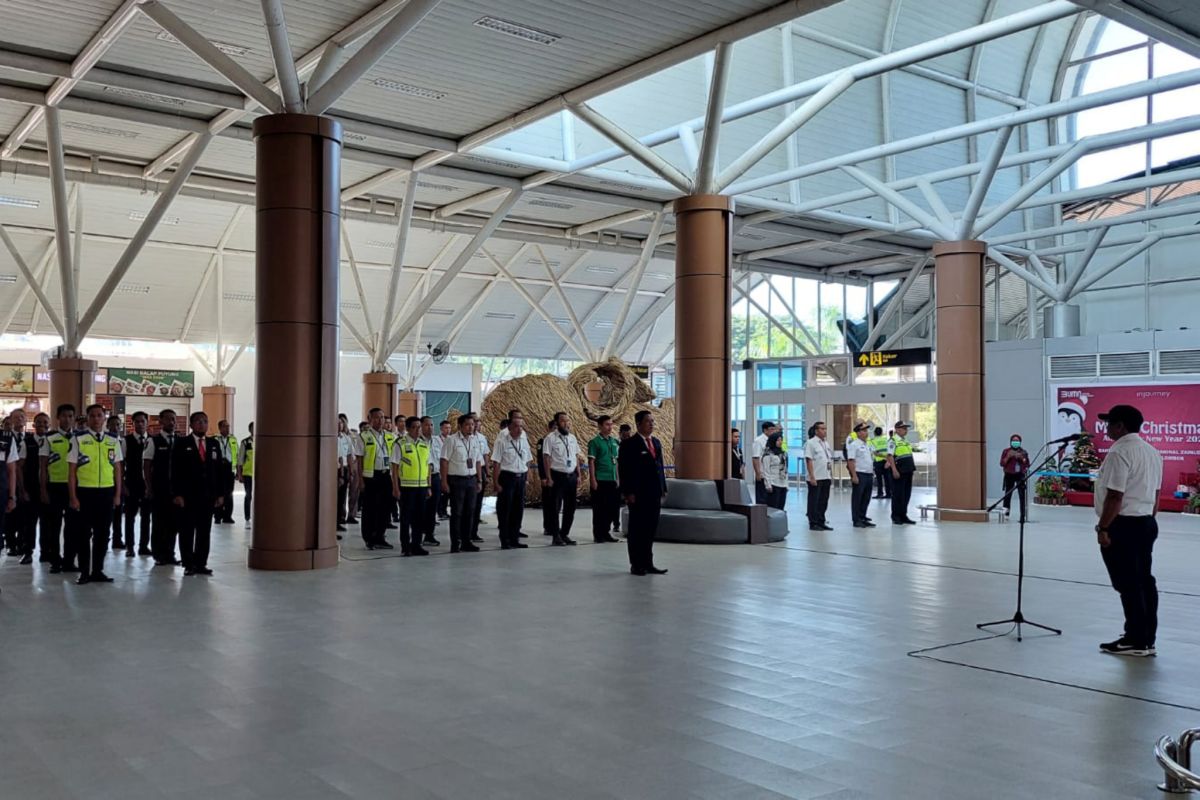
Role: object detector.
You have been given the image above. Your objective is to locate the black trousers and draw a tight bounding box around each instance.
[873,461,892,498]
[337,468,349,525]
[549,471,578,538]
[1100,515,1159,647]
[111,500,123,547]
[471,472,486,539]
[76,487,114,577]
[541,476,558,533]
[851,473,873,524]
[755,479,770,505]
[151,493,179,562]
[768,485,788,510]
[592,479,620,541]
[178,498,213,570]
[361,474,392,545]
[437,486,449,518]
[424,481,441,540]
[242,476,253,521]
[124,490,151,552]
[496,471,527,545]
[0,480,9,552]
[399,486,427,551]
[806,479,831,526]
[1002,473,1028,517]
[18,498,40,556]
[217,472,235,522]
[891,471,914,522]
[447,476,477,549]
[43,482,74,567]
[626,496,661,570]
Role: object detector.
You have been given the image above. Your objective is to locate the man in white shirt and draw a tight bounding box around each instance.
[435,419,451,521]
[492,410,533,549]
[420,416,440,545]
[804,421,834,531]
[469,412,490,543]
[1093,404,1163,657]
[845,422,876,529]
[752,421,778,505]
[440,414,483,553]
[542,411,580,546]
[336,414,353,534]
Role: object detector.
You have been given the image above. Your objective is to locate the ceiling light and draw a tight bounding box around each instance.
[485,312,516,320]
[371,78,447,100]
[541,317,570,326]
[646,272,671,280]
[528,257,561,268]
[0,195,39,209]
[417,181,458,192]
[156,30,251,56]
[365,239,395,248]
[527,198,573,210]
[594,321,615,329]
[223,291,255,302]
[343,131,368,142]
[586,265,617,275]
[0,274,17,284]
[340,301,361,310]
[116,283,150,294]
[474,16,562,45]
[102,86,185,107]
[427,307,454,316]
[129,211,180,225]
[62,121,139,139]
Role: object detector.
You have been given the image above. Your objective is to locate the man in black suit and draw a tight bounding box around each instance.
[144,409,180,566]
[618,409,668,576]
[123,411,152,557]
[170,411,222,576]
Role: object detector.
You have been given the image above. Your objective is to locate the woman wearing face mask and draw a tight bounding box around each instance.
[999,434,1031,517]
[761,432,789,511]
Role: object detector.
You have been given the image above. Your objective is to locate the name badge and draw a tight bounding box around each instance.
[467,459,475,469]
[382,455,390,467]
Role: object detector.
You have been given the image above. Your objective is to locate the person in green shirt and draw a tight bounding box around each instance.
[587,415,621,544]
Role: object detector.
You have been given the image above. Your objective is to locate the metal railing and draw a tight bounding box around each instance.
[1157,728,1200,794]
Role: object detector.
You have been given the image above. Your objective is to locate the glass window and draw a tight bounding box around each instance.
[756,405,780,422]
[756,363,780,390]
[780,363,805,389]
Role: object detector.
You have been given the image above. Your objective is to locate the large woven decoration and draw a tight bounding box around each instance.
[476,359,675,504]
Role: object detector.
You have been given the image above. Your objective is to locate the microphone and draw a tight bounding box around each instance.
[1047,433,1084,445]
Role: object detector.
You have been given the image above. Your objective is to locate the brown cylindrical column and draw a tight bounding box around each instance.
[673,195,733,480]
[933,240,986,522]
[362,372,398,421]
[249,114,341,571]
[201,385,235,429]
[397,391,420,419]
[48,356,97,415]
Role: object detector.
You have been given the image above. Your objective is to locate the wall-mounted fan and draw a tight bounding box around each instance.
[427,340,451,364]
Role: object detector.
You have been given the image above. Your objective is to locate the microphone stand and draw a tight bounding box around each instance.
[976,442,1064,642]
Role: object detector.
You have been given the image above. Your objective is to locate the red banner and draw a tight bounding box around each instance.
[1053,384,1200,494]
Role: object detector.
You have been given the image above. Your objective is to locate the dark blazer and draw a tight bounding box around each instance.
[169,434,222,504]
[618,434,667,500]
[124,433,150,491]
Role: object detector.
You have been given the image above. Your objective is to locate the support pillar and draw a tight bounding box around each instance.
[362,372,398,421]
[673,195,733,480]
[397,391,420,418]
[48,356,97,415]
[201,385,236,428]
[249,114,341,571]
[932,240,986,521]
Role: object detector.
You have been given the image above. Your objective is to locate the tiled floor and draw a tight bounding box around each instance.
[1,488,1197,799]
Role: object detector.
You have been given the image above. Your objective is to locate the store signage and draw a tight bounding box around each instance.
[853,347,932,369]
[628,364,651,379]
[108,368,195,397]
[33,369,109,393]
[0,364,35,393]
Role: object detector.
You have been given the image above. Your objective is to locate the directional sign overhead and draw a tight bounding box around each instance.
[853,347,933,369]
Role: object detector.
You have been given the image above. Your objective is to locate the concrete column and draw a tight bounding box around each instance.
[932,240,986,521]
[673,194,733,480]
[48,356,97,414]
[249,114,341,571]
[201,385,235,428]
[397,391,420,419]
[362,372,398,420]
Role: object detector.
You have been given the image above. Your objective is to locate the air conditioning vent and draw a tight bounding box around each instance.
[1048,354,1097,379]
[1158,349,1200,375]
[1099,351,1150,377]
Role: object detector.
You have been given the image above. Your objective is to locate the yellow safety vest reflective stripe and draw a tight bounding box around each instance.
[396,437,430,487]
[227,436,239,473]
[892,438,914,459]
[46,433,72,483]
[241,438,254,477]
[870,436,889,462]
[76,433,118,489]
[360,430,396,476]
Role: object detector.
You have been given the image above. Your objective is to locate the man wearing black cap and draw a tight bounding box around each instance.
[1094,404,1162,657]
[887,421,917,525]
[846,422,875,528]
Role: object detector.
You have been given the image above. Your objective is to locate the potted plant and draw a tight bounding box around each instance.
[1035,475,1067,506]
[1187,494,1200,516]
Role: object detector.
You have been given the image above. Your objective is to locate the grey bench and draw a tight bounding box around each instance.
[622,479,789,544]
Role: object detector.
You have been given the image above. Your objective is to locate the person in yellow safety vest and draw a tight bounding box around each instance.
[391,415,431,557]
[870,426,892,500]
[38,403,78,573]
[886,421,917,526]
[237,422,254,528]
[214,419,238,525]
[67,403,123,584]
[359,408,397,551]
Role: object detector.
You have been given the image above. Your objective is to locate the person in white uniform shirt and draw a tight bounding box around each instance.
[440,414,482,553]
[468,412,490,543]
[751,420,778,505]
[542,411,581,546]
[1093,404,1163,657]
[804,421,834,531]
[845,422,876,528]
[336,414,353,535]
[347,420,365,525]
[492,410,533,550]
[420,416,440,546]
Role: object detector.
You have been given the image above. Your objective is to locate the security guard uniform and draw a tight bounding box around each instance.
[359,427,397,548]
[870,434,892,499]
[217,434,238,523]
[238,435,254,522]
[71,430,121,580]
[40,429,75,570]
[393,435,430,555]
[888,432,916,524]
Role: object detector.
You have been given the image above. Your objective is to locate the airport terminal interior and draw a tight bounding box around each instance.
[1,0,1200,797]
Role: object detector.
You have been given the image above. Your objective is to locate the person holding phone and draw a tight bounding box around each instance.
[1000,434,1031,518]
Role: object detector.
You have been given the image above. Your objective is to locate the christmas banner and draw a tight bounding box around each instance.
[1052,384,1200,494]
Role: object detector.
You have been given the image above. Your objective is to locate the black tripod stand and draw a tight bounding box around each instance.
[977,445,1064,642]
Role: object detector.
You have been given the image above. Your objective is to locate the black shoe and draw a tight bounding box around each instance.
[138,547,152,556]
[184,569,196,576]
[411,546,429,556]
[49,564,62,574]
[460,543,480,552]
[630,567,647,576]
[892,518,908,525]
[471,535,484,543]
[346,517,359,525]
[125,548,135,558]
[336,524,347,532]
[76,575,91,585]
[510,542,528,549]
[376,541,394,550]
[1099,638,1155,657]
[337,534,343,541]
[111,540,124,550]
[863,521,876,528]
[438,514,449,522]
[39,555,50,563]
[645,566,668,575]
[91,572,114,583]
[902,518,917,525]
[552,535,566,546]
[62,565,80,573]
[365,543,376,551]
[385,523,397,530]
[517,532,528,538]
[808,526,823,531]
[853,522,867,528]
[196,567,213,576]
[562,537,577,546]
[450,545,460,553]
[819,525,834,531]
[19,554,32,565]
[424,537,440,546]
